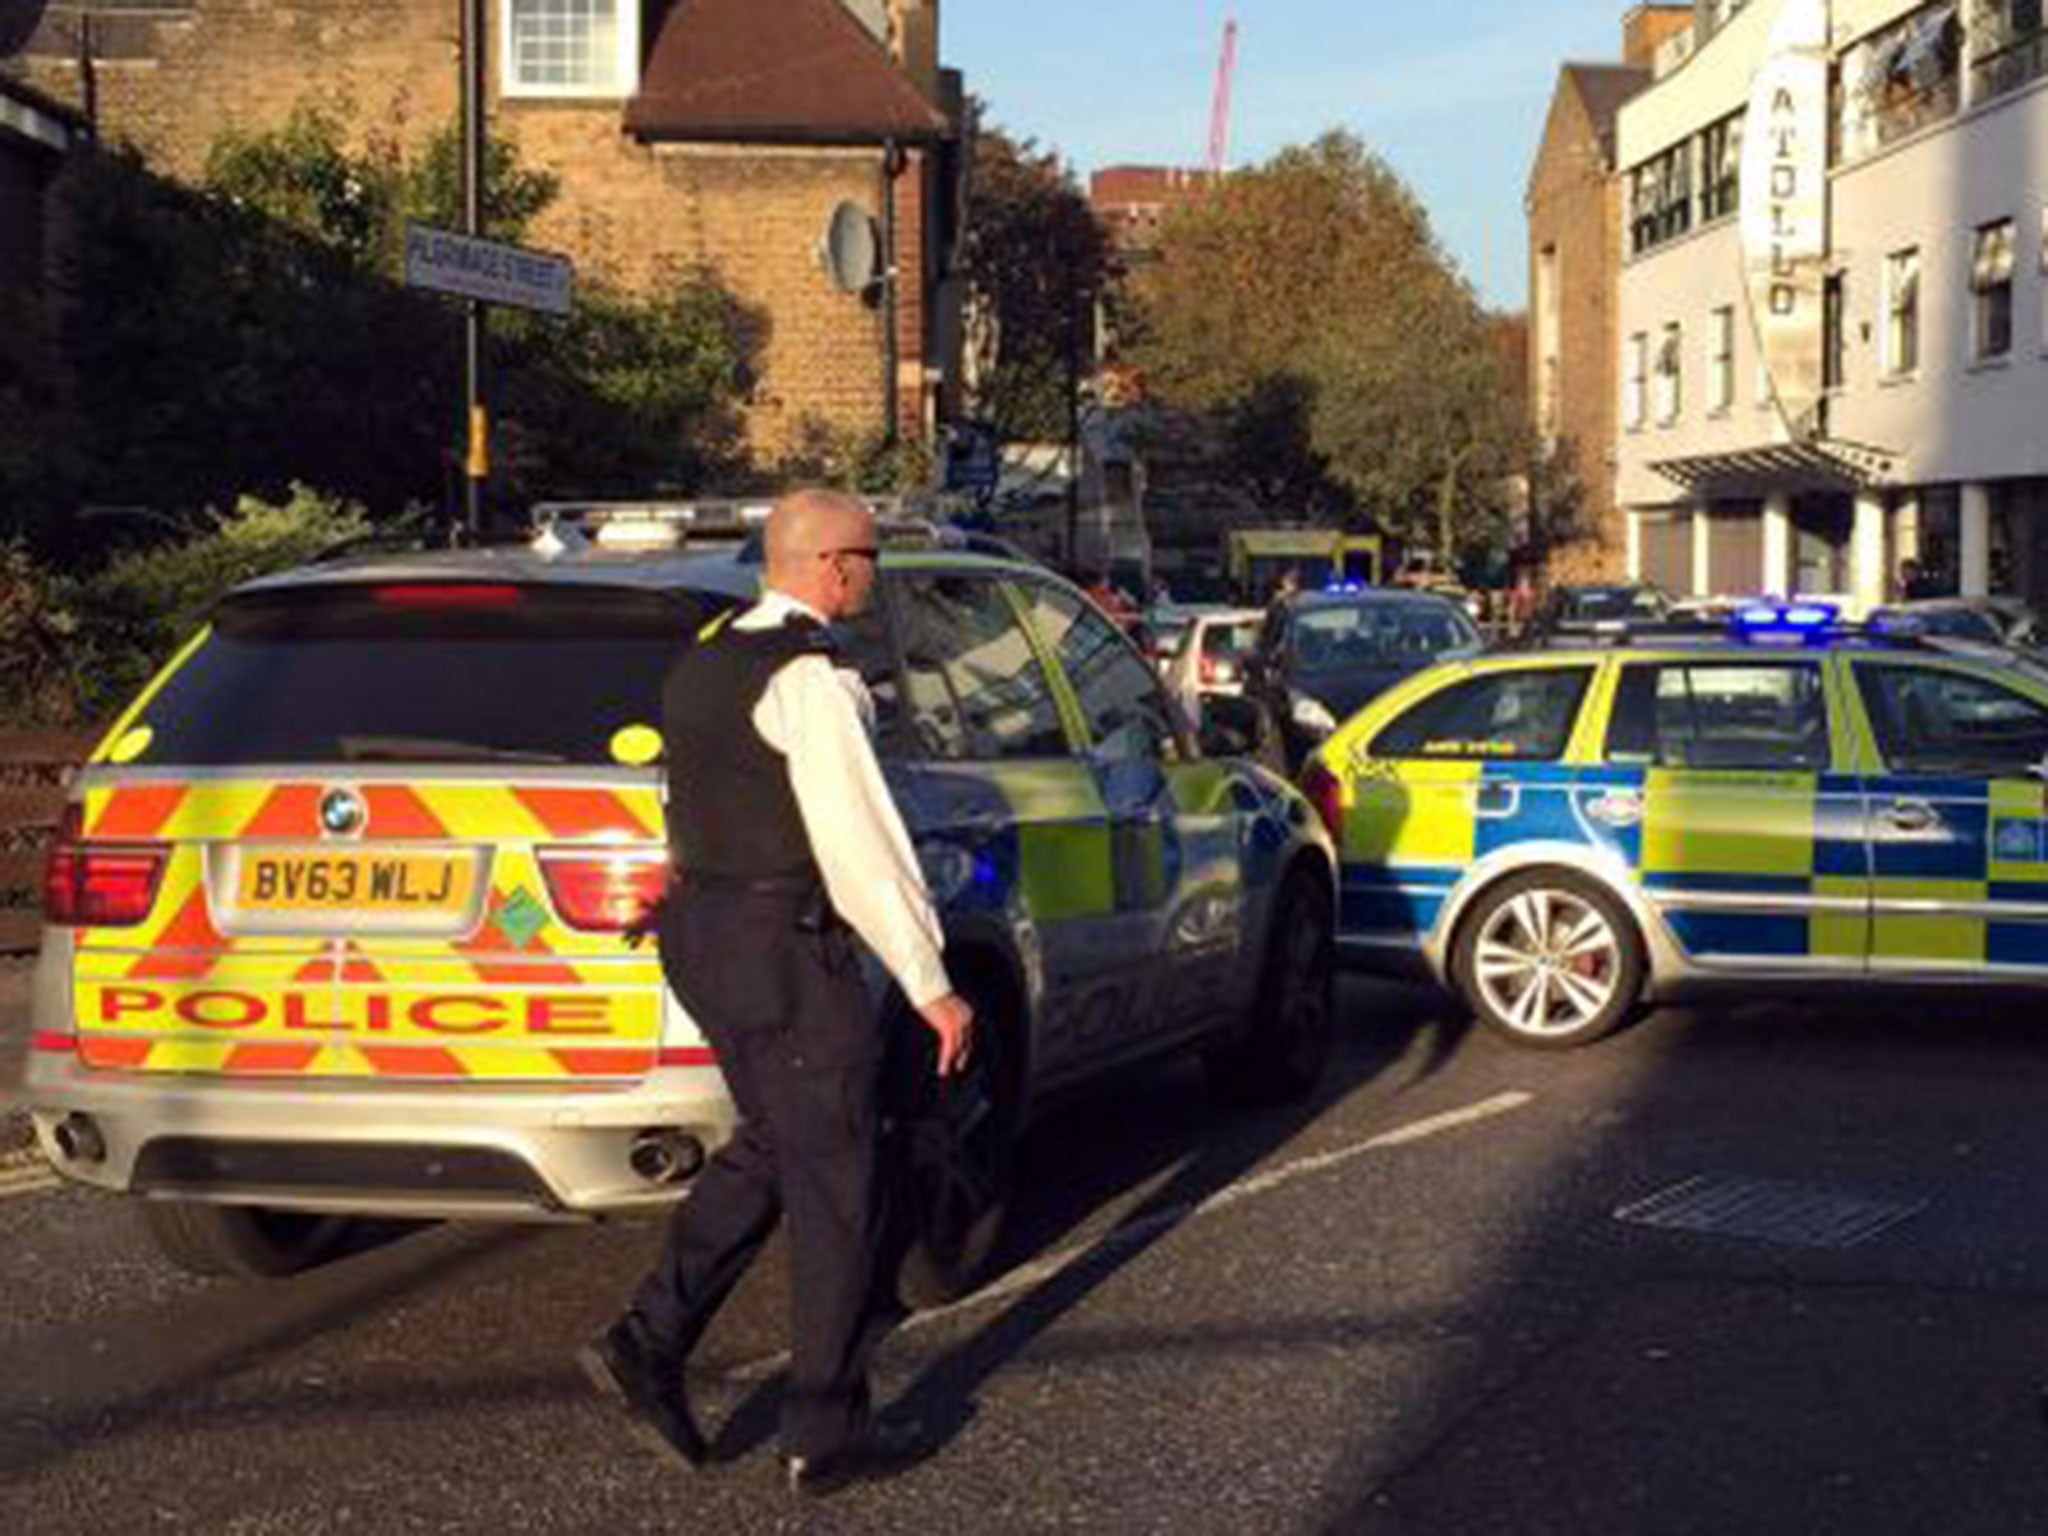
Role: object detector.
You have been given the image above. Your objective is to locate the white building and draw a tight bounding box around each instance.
[1615,0,2048,613]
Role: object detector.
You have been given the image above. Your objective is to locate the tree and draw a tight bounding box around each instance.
[957,108,1108,443]
[1130,131,1530,559]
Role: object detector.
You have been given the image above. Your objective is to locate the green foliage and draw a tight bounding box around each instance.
[494,273,753,499]
[1131,131,1531,558]
[1,486,372,727]
[773,420,936,497]
[78,486,373,718]
[18,104,753,561]
[959,108,1108,443]
[0,539,86,727]
[205,105,560,269]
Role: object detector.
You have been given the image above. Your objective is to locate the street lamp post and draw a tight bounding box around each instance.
[459,0,490,540]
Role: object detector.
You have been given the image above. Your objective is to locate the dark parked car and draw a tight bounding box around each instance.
[1244,588,1482,772]
[1534,583,1672,635]
[1868,596,2043,652]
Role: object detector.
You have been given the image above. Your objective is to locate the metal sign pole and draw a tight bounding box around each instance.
[459,0,490,540]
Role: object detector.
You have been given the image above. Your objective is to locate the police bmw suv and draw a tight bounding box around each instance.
[27,524,1336,1298]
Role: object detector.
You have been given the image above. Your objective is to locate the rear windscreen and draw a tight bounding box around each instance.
[133,584,732,766]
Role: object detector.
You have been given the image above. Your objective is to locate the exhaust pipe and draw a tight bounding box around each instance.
[629,1129,704,1185]
[53,1113,105,1165]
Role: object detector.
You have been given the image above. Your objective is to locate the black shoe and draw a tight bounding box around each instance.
[785,1415,939,1498]
[578,1318,709,1469]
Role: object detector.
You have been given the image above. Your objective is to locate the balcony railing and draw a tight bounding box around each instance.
[1971,28,2048,102]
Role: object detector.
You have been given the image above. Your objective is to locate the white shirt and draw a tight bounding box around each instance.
[733,590,953,1010]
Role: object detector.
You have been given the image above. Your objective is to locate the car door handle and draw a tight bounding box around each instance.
[1473,781,1520,818]
[1880,799,1941,834]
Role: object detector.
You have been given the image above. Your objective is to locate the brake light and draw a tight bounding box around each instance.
[42,804,168,928]
[372,583,523,609]
[1298,760,1345,844]
[537,846,670,932]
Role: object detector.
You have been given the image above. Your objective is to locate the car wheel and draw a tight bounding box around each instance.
[893,975,1022,1310]
[141,1201,356,1279]
[1207,868,1336,1104]
[1451,870,1644,1049]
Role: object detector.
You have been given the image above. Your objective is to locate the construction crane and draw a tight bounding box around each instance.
[1205,15,1238,176]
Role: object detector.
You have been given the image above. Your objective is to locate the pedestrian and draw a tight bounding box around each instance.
[580,487,975,1498]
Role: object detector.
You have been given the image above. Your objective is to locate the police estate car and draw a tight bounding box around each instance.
[1305,603,2048,1049]
[26,521,1336,1299]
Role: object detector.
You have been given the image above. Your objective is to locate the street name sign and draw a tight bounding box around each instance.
[404,223,574,316]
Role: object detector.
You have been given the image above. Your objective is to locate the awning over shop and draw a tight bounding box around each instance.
[625,0,952,145]
[1648,437,1899,499]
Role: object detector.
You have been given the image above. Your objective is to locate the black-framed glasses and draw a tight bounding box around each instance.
[820,545,881,564]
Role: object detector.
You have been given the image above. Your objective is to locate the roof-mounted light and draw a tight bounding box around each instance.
[1731,601,1838,638]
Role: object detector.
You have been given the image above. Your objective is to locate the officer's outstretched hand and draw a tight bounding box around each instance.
[918,993,975,1077]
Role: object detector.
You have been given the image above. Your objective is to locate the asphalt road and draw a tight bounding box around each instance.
[6,980,2048,1534]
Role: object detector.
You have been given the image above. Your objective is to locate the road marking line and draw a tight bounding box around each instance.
[716,1089,1534,1385]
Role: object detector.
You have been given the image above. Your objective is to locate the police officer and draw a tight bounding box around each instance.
[581,488,974,1497]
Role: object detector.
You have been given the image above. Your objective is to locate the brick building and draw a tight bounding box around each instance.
[1088,164,1217,264]
[1525,5,1690,583]
[0,0,965,459]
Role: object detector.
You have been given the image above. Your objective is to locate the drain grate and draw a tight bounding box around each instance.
[1614,1175,1926,1249]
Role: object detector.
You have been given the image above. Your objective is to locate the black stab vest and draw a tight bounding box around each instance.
[661,616,834,881]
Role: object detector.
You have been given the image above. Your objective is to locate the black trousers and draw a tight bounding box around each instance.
[630,882,884,1459]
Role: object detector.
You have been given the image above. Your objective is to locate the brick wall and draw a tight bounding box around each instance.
[7,0,937,459]
[1527,80,1626,583]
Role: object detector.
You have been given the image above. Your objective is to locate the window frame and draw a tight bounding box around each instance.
[881,567,1081,767]
[1603,659,1833,773]
[1367,666,1596,766]
[1884,246,1921,377]
[1853,659,2048,776]
[1009,575,1192,764]
[1972,217,2018,362]
[1624,332,1649,431]
[1708,305,1736,414]
[1654,322,1683,426]
[500,0,641,100]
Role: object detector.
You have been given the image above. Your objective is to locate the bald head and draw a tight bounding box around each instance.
[762,488,879,618]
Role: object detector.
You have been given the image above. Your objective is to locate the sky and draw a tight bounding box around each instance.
[944,0,1633,312]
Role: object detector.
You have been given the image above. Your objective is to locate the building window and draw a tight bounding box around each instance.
[1823,275,1847,390]
[1884,248,1921,376]
[1624,333,1648,430]
[1709,306,1735,413]
[504,0,637,96]
[1833,2,1961,163]
[1629,143,1693,256]
[1655,323,1682,425]
[1699,113,1743,224]
[1972,218,2016,361]
[1971,0,2048,103]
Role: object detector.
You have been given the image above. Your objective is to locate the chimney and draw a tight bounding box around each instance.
[1622,3,1695,69]
[888,0,941,101]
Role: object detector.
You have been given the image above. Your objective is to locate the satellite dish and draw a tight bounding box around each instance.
[822,201,881,294]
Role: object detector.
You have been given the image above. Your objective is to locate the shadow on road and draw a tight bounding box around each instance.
[712,976,1471,1461]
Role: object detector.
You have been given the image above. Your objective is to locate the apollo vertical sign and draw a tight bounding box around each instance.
[1739,0,1830,437]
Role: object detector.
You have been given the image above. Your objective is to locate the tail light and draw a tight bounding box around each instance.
[42,804,167,928]
[537,846,670,932]
[373,583,523,609]
[1297,760,1345,845]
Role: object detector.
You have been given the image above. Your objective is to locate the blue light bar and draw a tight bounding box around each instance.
[1323,580,1367,594]
[1730,601,1839,635]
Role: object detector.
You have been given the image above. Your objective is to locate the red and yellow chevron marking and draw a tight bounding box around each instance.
[72,777,685,1082]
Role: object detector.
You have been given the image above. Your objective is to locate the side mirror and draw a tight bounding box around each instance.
[1199,695,1263,759]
